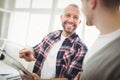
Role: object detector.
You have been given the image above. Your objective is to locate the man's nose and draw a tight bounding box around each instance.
[68,16,74,23]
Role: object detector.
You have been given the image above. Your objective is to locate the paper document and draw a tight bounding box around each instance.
[0,61,19,75]
[0,49,34,80]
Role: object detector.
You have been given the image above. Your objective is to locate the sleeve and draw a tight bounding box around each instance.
[32,32,53,59]
[64,43,88,80]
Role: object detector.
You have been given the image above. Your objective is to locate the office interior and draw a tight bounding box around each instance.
[0,0,100,79]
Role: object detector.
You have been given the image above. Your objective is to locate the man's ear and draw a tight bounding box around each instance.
[90,0,97,9]
[60,15,63,21]
[78,20,81,24]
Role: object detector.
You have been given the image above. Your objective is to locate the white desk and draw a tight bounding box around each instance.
[0,61,21,80]
[0,76,6,80]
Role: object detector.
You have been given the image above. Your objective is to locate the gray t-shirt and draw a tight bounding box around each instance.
[80,35,120,80]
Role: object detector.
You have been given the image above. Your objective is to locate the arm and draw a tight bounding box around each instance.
[19,32,53,61]
[19,48,36,61]
[64,41,88,79]
[31,73,68,80]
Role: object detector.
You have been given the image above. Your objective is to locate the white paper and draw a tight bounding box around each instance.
[0,50,34,80]
[0,61,19,75]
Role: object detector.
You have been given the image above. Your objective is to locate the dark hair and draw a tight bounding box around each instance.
[101,0,120,10]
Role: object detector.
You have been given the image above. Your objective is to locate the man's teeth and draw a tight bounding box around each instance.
[66,23,72,26]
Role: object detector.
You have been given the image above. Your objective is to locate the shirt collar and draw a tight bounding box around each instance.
[53,30,78,43]
[66,32,78,43]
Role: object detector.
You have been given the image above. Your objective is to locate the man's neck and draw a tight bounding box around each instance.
[61,31,74,38]
[94,11,120,35]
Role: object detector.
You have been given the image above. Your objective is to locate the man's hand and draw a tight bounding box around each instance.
[74,72,80,80]
[31,73,68,80]
[19,48,36,62]
[31,73,41,80]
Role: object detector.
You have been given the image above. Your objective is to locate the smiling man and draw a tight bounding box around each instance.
[19,4,88,80]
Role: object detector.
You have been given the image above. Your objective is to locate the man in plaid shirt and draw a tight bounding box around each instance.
[19,4,88,80]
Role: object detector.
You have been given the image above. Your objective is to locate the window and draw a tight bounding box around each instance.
[84,26,100,49]
[7,0,53,46]
[27,14,50,46]
[8,12,29,45]
[32,0,53,8]
[15,0,31,8]
[57,0,82,8]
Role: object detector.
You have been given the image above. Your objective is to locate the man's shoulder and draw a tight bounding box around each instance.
[48,30,62,35]
[81,36,120,80]
[75,37,87,47]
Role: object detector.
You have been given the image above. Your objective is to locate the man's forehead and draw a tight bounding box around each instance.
[64,6,79,11]
[64,6,79,13]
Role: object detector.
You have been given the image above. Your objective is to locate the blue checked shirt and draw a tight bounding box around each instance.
[33,30,88,80]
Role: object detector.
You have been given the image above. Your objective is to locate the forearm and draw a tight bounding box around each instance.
[41,78,68,80]
[31,73,68,80]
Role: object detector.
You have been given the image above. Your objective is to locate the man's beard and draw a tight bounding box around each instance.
[62,21,77,34]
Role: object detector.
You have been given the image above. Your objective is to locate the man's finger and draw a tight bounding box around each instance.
[74,72,80,80]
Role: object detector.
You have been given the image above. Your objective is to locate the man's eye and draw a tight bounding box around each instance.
[65,14,70,17]
[74,16,79,20]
